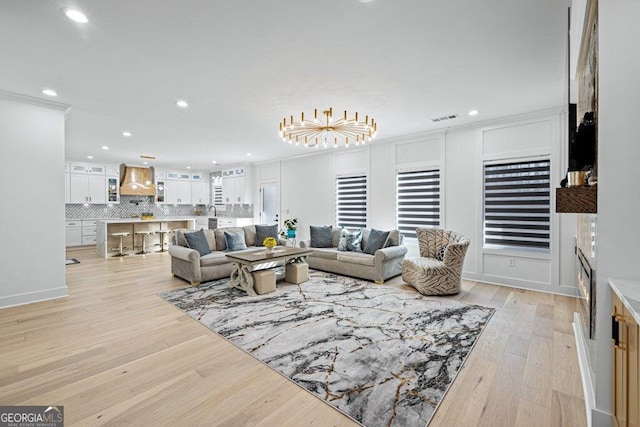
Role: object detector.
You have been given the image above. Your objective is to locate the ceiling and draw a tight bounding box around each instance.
[0,0,569,171]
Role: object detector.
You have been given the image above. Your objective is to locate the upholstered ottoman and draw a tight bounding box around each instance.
[285,262,309,284]
[252,270,276,295]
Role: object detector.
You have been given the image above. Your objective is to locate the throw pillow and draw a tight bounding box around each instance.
[184,229,212,256]
[337,229,363,252]
[255,224,279,247]
[435,244,448,261]
[310,225,333,248]
[224,229,248,252]
[363,228,390,255]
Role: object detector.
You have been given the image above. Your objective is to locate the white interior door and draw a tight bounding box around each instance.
[260,182,279,226]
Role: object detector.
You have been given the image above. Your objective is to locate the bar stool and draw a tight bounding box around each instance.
[156,229,171,252]
[111,232,130,257]
[135,230,154,254]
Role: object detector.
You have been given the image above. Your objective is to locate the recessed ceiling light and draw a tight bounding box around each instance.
[143,161,148,165]
[102,146,109,150]
[359,0,375,3]
[61,8,89,24]
[211,160,217,164]
[468,110,480,116]
[246,153,252,157]
[186,166,191,169]
[176,99,189,108]
[42,89,58,97]
[122,131,132,137]
[87,155,93,159]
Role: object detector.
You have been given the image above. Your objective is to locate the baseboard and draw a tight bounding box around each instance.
[573,313,595,427]
[0,286,68,309]
[462,272,578,297]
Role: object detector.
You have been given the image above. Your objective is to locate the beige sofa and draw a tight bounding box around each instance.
[169,225,278,286]
[300,228,407,284]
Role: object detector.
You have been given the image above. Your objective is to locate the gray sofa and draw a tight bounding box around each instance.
[169,225,274,286]
[300,228,407,284]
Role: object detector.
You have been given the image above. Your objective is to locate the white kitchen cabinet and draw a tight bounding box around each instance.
[105,164,120,175]
[106,176,119,203]
[70,174,106,204]
[81,220,97,246]
[65,220,82,247]
[165,179,192,204]
[222,175,251,204]
[216,217,253,228]
[70,162,106,174]
[191,180,209,204]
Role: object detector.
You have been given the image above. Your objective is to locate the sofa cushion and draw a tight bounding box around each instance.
[310,247,339,260]
[243,225,257,247]
[336,252,375,266]
[403,257,444,271]
[184,229,212,256]
[255,224,279,247]
[310,225,333,248]
[337,228,363,252]
[386,230,402,247]
[200,251,231,267]
[363,228,390,255]
[224,229,248,252]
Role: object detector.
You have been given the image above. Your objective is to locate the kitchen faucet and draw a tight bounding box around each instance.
[208,205,217,216]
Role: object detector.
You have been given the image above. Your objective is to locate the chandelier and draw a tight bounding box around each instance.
[279,107,377,148]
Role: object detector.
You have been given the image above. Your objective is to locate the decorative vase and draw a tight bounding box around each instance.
[266,246,274,253]
[287,229,296,238]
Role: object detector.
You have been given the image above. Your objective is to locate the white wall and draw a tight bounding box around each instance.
[0,92,68,308]
[592,1,640,422]
[266,109,577,296]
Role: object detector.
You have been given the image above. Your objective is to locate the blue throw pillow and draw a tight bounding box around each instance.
[310,225,333,248]
[363,228,390,255]
[224,229,247,252]
[337,229,363,252]
[255,224,279,247]
[184,229,212,256]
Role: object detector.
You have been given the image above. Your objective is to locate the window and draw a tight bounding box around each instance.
[396,168,440,238]
[336,175,367,228]
[483,159,551,251]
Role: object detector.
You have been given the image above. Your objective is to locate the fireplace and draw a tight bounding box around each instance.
[576,247,596,339]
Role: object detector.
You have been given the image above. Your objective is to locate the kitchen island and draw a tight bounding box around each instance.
[96,217,196,258]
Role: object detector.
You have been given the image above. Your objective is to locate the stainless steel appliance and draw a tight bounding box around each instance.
[208,217,218,230]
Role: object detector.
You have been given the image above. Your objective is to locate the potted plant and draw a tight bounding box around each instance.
[280,218,298,239]
[263,236,277,253]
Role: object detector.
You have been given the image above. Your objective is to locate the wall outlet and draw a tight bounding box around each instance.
[507,257,515,267]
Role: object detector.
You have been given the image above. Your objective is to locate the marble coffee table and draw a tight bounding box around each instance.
[225,247,312,296]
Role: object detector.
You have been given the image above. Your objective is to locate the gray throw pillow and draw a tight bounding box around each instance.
[255,224,278,247]
[224,229,248,252]
[184,229,212,256]
[310,225,333,248]
[363,228,390,255]
[337,228,363,252]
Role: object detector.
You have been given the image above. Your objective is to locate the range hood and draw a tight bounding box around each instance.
[119,164,156,196]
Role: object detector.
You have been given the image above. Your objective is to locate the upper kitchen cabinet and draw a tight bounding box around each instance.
[191,173,209,205]
[221,166,253,205]
[69,162,106,174]
[69,173,106,204]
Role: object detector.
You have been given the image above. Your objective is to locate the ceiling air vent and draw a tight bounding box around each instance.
[431,114,459,122]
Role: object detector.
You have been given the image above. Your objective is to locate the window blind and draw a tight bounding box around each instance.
[336,175,367,228]
[483,159,551,251]
[396,169,440,238]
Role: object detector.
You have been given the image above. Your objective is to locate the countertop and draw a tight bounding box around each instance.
[96,216,197,224]
[609,278,640,325]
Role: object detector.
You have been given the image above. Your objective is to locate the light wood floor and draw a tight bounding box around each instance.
[0,247,586,426]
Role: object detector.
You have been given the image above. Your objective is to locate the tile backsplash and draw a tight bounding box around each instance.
[66,195,254,219]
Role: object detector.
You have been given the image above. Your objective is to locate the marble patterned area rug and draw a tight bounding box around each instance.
[158,271,494,427]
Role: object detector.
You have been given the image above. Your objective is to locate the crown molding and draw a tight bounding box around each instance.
[0,89,71,111]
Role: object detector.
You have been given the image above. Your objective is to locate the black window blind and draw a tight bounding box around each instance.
[396,169,440,238]
[336,175,367,228]
[483,159,551,251]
